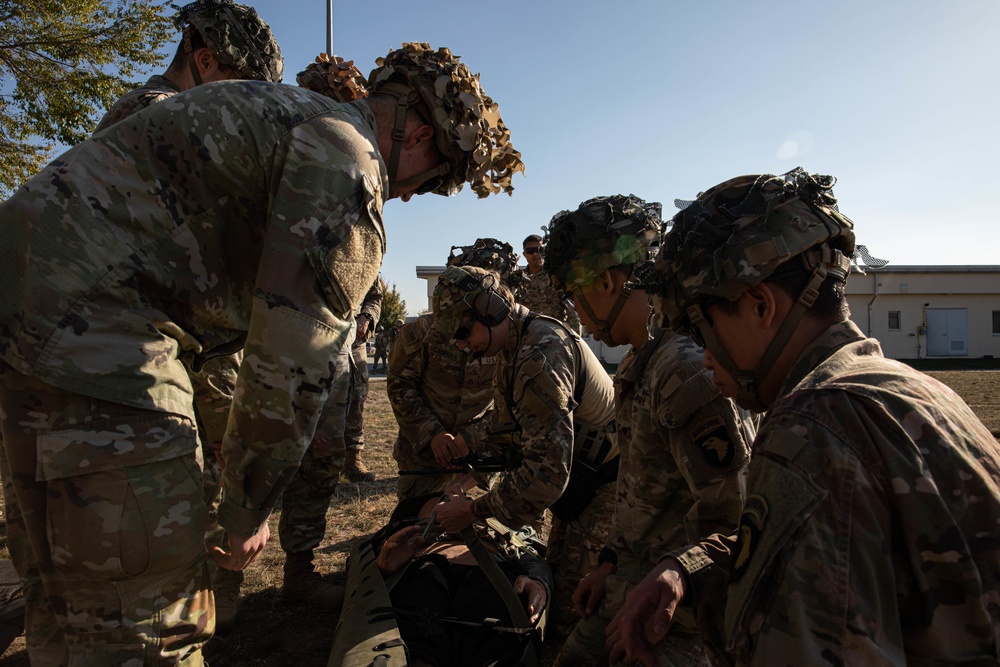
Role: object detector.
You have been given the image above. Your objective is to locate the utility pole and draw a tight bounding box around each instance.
[326,0,333,55]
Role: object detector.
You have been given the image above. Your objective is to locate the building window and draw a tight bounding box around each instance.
[888,311,901,331]
[993,311,1000,335]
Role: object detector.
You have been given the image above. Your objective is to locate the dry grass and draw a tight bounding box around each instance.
[2,370,1000,666]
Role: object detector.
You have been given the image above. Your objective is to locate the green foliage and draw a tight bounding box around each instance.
[0,0,174,196]
[377,281,407,331]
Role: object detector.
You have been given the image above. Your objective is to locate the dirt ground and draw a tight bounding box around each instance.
[2,370,999,666]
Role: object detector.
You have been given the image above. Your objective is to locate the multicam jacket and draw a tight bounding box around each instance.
[599,328,753,652]
[672,320,1000,665]
[516,268,581,333]
[93,74,182,134]
[387,313,497,466]
[0,81,387,538]
[464,305,616,527]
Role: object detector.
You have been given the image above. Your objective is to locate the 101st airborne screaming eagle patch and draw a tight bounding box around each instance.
[691,415,736,467]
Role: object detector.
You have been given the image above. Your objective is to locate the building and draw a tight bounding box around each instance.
[846,265,1000,360]
[419,265,1000,361]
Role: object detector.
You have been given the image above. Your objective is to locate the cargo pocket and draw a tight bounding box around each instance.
[40,413,205,581]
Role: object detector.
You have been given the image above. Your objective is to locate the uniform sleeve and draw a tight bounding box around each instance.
[661,372,752,544]
[386,320,445,451]
[189,353,241,446]
[478,343,575,527]
[217,117,385,537]
[357,281,383,340]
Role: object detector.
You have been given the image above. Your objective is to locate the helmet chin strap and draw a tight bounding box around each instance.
[573,274,637,347]
[686,266,829,413]
[183,30,203,86]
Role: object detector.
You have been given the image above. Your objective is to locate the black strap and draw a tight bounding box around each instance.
[459,526,539,667]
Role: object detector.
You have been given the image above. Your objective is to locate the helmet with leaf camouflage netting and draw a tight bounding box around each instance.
[296,53,368,102]
[174,0,283,82]
[368,42,523,199]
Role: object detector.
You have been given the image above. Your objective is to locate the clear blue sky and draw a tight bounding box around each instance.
[191,1,1000,312]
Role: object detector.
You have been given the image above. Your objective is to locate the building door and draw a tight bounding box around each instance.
[925,308,968,356]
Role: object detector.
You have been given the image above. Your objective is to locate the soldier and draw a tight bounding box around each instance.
[88,0,285,634]
[613,169,1000,666]
[389,238,523,502]
[343,280,383,483]
[517,234,582,334]
[429,266,619,638]
[543,195,755,666]
[0,42,521,664]
[94,0,283,133]
[372,328,389,373]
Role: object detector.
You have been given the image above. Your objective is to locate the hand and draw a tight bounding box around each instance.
[430,432,469,468]
[211,523,270,571]
[606,557,686,666]
[356,314,372,341]
[376,525,424,575]
[212,441,225,471]
[573,561,615,618]
[433,494,475,533]
[514,575,547,625]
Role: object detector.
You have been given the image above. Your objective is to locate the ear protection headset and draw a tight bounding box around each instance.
[441,265,511,327]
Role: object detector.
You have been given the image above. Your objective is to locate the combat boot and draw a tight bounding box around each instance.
[281,550,345,610]
[213,567,244,634]
[344,448,375,483]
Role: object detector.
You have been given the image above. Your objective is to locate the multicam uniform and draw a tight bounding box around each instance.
[0,81,386,663]
[93,74,182,133]
[388,313,498,500]
[517,269,581,334]
[557,329,754,666]
[463,305,617,636]
[670,321,1000,665]
[89,64,243,559]
[372,330,389,372]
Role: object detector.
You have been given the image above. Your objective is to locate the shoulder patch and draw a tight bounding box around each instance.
[691,415,736,467]
[730,494,768,582]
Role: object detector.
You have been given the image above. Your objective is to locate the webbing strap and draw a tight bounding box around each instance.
[459,526,539,667]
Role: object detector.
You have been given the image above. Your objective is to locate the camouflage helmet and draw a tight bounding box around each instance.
[649,167,855,411]
[174,0,283,82]
[395,318,405,327]
[650,167,854,335]
[544,194,663,294]
[296,53,368,102]
[446,238,529,298]
[368,42,524,199]
[430,265,510,341]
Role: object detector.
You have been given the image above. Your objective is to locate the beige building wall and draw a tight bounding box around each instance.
[846,266,1000,359]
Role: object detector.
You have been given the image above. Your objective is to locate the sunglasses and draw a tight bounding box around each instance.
[415,173,446,195]
[453,322,474,341]
[523,246,544,256]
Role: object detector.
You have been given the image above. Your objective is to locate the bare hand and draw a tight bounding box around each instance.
[430,432,468,468]
[434,494,475,533]
[212,441,225,471]
[606,558,686,666]
[573,561,615,618]
[514,575,547,625]
[211,524,270,571]
[376,525,424,575]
